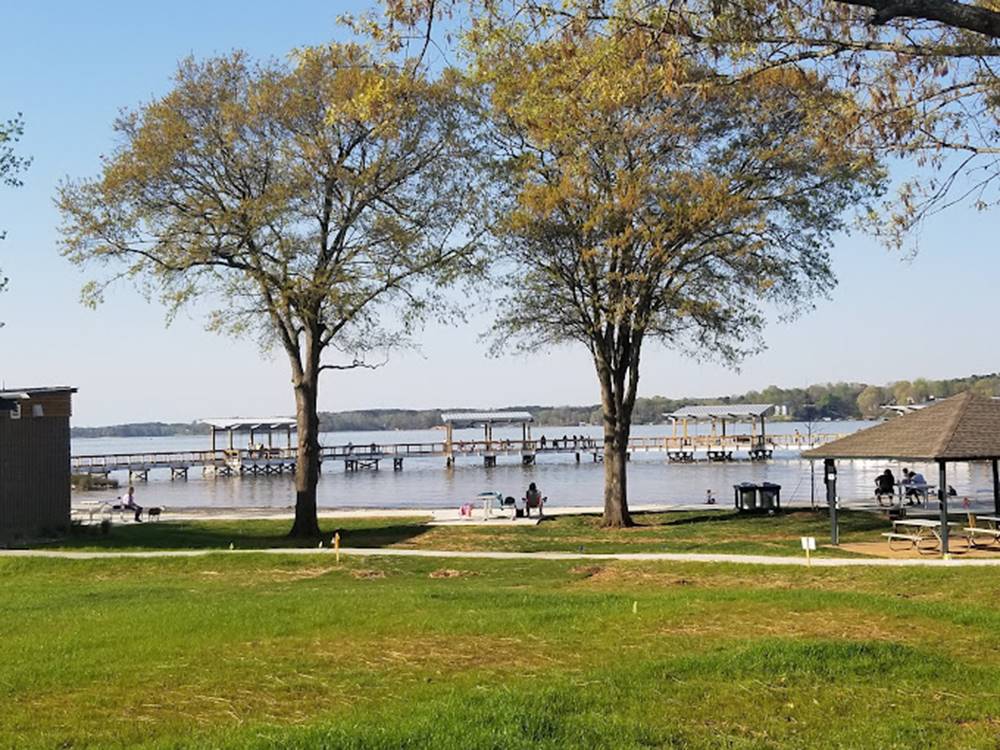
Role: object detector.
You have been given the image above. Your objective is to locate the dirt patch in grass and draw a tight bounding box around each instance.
[571,565,762,591]
[351,568,387,580]
[428,568,479,579]
[253,566,337,583]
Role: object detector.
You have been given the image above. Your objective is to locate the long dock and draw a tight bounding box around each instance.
[70,433,845,480]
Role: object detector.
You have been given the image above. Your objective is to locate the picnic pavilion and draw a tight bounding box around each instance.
[804,392,1000,555]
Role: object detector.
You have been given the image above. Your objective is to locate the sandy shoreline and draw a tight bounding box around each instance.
[72,499,983,526]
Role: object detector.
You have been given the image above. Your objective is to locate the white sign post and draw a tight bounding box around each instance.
[801,536,817,566]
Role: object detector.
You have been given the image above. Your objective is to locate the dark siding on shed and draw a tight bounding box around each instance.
[0,393,72,541]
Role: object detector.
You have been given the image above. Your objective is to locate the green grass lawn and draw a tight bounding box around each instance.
[3,553,1000,748]
[48,510,891,557]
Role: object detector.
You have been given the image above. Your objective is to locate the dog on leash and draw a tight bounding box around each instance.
[146,507,163,521]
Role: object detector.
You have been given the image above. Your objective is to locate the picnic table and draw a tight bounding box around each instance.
[895,482,936,507]
[965,514,1000,548]
[476,491,514,520]
[882,518,955,554]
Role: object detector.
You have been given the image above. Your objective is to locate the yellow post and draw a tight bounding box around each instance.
[334,532,341,563]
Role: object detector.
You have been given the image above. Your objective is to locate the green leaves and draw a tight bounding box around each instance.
[0,113,31,310]
[479,24,881,366]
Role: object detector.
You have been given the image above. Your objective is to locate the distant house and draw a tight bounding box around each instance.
[0,387,76,543]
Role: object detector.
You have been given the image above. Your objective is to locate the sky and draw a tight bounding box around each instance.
[1,1,998,426]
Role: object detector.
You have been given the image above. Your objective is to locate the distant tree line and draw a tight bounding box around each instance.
[72,372,1000,437]
[71,422,210,438]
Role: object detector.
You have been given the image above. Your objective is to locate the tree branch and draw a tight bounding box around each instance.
[836,0,1000,38]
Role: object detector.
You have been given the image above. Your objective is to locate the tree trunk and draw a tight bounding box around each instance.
[599,370,634,528]
[289,372,322,538]
[602,421,632,527]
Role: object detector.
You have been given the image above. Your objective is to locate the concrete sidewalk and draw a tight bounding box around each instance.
[2,546,998,567]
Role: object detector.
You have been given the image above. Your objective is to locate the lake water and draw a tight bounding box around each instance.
[71,421,999,510]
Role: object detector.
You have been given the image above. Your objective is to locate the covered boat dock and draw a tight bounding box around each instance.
[440,411,535,467]
[664,404,776,461]
[199,417,298,476]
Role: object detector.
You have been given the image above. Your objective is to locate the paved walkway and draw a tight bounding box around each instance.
[2,546,997,567]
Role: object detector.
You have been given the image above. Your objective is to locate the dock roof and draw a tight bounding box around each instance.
[200,417,297,431]
[665,404,775,420]
[441,411,534,427]
[804,392,1000,461]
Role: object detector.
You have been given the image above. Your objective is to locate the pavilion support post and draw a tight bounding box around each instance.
[249,428,254,449]
[993,459,999,516]
[938,460,950,557]
[228,429,234,450]
[721,419,726,438]
[286,427,292,449]
[825,458,838,545]
[211,427,216,452]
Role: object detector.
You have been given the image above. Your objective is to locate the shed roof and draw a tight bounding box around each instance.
[666,404,775,420]
[441,411,534,427]
[0,387,77,399]
[200,417,297,431]
[803,392,1000,461]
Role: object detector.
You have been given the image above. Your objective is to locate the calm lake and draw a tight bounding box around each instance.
[70,420,999,510]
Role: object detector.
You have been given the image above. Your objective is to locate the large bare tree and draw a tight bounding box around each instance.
[59,46,483,536]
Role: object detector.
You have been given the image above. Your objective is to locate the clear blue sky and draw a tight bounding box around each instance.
[1,1,997,426]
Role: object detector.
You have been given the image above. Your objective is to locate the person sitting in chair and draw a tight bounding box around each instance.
[524,482,545,518]
[875,469,896,504]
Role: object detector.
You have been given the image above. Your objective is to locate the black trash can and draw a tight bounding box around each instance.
[733,483,759,512]
[759,482,782,512]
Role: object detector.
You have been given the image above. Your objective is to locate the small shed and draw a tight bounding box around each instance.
[0,386,76,542]
[804,392,1000,554]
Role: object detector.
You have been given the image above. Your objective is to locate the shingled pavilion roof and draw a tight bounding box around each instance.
[803,392,1000,462]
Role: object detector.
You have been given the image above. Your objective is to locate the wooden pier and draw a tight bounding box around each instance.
[70,432,844,480]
